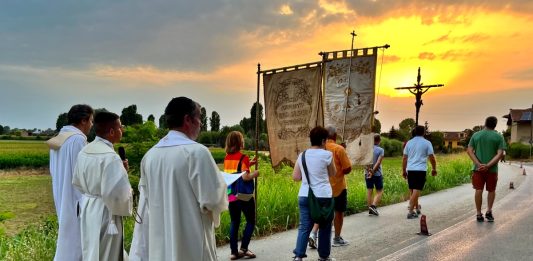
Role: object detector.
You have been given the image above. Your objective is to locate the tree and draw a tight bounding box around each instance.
[2,126,10,135]
[120,104,143,126]
[200,107,208,132]
[0,125,3,135]
[372,118,381,134]
[158,114,167,129]
[388,126,399,140]
[147,114,155,122]
[210,111,220,132]
[218,125,245,147]
[250,102,265,134]
[398,118,416,141]
[56,113,68,132]
[427,131,445,152]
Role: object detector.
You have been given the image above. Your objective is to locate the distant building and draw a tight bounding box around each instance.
[503,108,532,144]
[443,131,466,149]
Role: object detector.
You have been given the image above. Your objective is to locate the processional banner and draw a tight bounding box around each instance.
[263,66,323,168]
[324,49,377,165]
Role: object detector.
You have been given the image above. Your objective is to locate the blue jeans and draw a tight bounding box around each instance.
[229,198,256,254]
[293,196,332,259]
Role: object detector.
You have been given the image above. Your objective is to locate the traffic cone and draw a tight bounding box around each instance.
[417,215,432,236]
[510,182,515,189]
[523,168,527,176]
[520,162,523,168]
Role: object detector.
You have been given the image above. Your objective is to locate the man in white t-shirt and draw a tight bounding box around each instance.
[402,125,437,219]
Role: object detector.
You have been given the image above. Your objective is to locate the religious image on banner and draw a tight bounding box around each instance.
[324,51,377,165]
[263,66,323,168]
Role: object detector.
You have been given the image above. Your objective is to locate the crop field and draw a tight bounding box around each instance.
[0,152,472,260]
[0,141,49,169]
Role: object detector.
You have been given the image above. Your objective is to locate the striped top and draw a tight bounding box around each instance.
[223,152,250,202]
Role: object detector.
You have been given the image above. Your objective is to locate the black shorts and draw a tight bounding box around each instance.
[407,171,426,190]
[333,189,347,212]
[366,175,383,190]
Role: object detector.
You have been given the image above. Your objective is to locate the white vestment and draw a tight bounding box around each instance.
[73,137,133,261]
[129,130,228,261]
[48,125,86,261]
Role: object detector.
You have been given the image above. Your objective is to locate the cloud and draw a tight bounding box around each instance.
[440,50,476,61]
[424,32,490,45]
[419,52,437,60]
[504,68,533,81]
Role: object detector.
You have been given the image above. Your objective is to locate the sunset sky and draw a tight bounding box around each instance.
[1,1,532,133]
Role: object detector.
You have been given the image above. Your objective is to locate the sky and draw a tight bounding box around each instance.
[1,0,533,133]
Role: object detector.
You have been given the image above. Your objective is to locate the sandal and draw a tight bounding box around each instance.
[230,252,244,260]
[239,249,256,259]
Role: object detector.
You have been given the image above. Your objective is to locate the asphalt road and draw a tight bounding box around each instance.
[216,162,530,261]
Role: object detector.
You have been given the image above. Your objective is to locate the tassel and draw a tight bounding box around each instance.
[107,218,118,235]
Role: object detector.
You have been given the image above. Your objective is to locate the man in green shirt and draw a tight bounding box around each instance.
[467,116,506,222]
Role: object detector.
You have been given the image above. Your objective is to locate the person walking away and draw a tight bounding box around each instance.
[73,111,132,260]
[308,126,352,248]
[47,104,93,261]
[129,97,228,260]
[466,116,506,222]
[402,125,437,219]
[365,134,385,216]
[224,131,259,260]
[292,126,336,261]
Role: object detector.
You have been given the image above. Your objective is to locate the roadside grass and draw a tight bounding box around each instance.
[0,173,55,237]
[0,154,472,259]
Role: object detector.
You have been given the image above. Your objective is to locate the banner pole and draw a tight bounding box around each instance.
[254,63,260,220]
[341,30,357,142]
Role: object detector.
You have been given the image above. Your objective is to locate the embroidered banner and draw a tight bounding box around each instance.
[324,52,377,165]
[263,66,323,168]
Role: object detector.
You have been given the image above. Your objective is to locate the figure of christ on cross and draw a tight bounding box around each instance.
[395,67,444,125]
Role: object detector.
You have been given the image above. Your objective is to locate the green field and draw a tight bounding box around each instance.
[0,153,472,260]
[0,141,49,169]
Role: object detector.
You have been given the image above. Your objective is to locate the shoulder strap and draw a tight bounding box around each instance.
[301,150,311,186]
[237,154,246,172]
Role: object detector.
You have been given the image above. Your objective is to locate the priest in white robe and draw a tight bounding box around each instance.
[47,104,94,261]
[129,97,228,261]
[73,111,132,261]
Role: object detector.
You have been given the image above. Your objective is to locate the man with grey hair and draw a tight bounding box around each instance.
[308,126,352,248]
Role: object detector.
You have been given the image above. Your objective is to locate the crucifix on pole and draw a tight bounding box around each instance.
[395,67,444,126]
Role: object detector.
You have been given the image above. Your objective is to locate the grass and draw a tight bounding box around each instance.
[0,153,472,260]
[0,172,55,237]
[0,141,49,169]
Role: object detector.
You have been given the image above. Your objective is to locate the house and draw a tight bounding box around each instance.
[504,108,532,144]
[443,131,466,149]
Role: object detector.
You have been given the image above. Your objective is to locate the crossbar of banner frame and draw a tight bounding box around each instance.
[319,44,390,61]
[260,61,322,75]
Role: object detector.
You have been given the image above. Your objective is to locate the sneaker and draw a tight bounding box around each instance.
[407,212,419,219]
[485,212,494,222]
[308,234,317,249]
[369,205,379,216]
[318,258,336,261]
[293,257,303,261]
[332,236,349,247]
[476,214,484,222]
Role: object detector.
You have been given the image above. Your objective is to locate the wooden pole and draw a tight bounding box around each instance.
[254,63,260,215]
[341,31,357,142]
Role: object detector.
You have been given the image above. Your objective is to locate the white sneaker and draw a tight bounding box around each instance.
[308,234,317,249]
[332,236,349,247]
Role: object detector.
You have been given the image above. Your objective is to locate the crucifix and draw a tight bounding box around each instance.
[395,67,444,126]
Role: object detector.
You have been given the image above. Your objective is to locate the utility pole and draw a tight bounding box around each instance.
[395,67,444,126]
